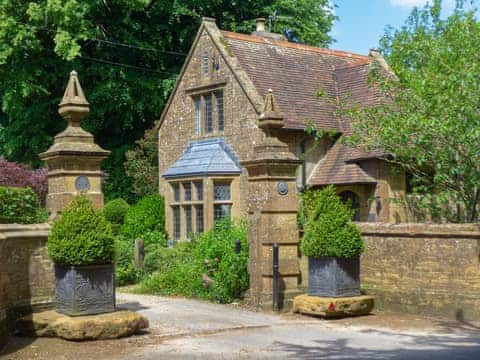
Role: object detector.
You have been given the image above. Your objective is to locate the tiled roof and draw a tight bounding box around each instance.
[308,140,377,186]
[222,31,375,132]
[162,138,241,179]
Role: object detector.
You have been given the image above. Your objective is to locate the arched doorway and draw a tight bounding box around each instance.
[339,191,361,221]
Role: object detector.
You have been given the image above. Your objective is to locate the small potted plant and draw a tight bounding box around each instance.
[47,196,116,316]
[300,186,364,297]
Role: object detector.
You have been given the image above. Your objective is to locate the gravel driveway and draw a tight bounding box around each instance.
[2,292,480,360]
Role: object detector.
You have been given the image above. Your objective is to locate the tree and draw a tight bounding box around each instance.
[346,0,480,222]
[0,0,336,201]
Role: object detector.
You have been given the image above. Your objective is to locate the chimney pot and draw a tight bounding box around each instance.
[256,18,266,32]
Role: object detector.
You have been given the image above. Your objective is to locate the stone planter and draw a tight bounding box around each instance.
[308,256,360,297]
[54,264,115,316]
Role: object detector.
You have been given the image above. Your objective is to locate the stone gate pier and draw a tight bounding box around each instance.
[243,90,303,309]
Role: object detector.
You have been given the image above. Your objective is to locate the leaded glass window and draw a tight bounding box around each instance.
[172,183,180,202]
[214,204,231,221]
[194,181,203,201]
[172,206,181,240]
[196,205,204,233]
[214,182,231,201]
[185,206,192,236]
[194,98,202,135]
[184,182,191,201]
[216,91,224,131]
[205,95,213,133]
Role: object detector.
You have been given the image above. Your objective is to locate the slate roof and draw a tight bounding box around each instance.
[308,140,377,186]
[162,138,242,179]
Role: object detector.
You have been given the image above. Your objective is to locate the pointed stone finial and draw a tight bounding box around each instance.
[263,89,281,117]
[58,70,90,125]
[259,89,283,130]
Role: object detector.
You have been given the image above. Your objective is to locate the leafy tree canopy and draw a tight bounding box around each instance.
[346,0,480,222]
[0,0,336,202]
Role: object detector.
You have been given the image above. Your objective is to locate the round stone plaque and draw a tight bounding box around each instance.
[277,182,288,196]
[75,175,90,192]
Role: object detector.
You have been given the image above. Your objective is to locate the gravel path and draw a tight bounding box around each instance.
[2,292,480,359]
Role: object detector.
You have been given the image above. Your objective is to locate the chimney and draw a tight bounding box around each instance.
[252,17,286,41]
[256,18,266,32]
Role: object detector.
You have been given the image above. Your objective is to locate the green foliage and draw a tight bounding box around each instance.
[114,237,140,286]
[0,0,335,201]
[345,0,480,222]
[300,186,364,259]
[120,194,166,241]
[104,198,130,225]
[138,219,249,303]
[47,196,115,265]
[0,186,45,224]
[297,187,324,229]
[124,125,159,198]
[139,242,207,298]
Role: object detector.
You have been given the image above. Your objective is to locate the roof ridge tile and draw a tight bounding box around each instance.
[221,31,368,60]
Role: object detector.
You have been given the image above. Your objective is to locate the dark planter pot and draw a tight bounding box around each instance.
[54,264,115,316]
[308,256,360,298]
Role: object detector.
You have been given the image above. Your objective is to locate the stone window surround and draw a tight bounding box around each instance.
[168,176,236,241]
[187,82,226,137]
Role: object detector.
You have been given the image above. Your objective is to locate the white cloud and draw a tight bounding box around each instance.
[389,0,455,10]
[389,0,429,7]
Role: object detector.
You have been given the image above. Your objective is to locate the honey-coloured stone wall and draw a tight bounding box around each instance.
[0,224,54,349]
[359,223,480,320]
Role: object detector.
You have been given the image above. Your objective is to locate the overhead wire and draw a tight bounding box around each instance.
[20,22,186,74]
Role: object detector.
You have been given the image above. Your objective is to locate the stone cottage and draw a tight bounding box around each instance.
[158,17,406,241]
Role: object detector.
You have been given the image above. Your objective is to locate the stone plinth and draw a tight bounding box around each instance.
[39,71,110,218]
[16,310,148,341]
[293,294,374,318]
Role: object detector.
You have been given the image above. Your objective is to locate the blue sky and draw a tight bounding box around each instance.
[331,0,456,54]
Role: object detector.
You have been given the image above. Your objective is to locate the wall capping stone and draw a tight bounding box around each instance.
[357,222,480,239]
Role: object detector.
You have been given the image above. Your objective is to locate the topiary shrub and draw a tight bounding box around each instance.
[104,198,130,225]
[0,186,46,224]
[120,194,166,241]
[300,186,364,259]
[47,196,115,265]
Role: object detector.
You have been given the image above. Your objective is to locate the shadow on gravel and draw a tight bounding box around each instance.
[273,329,480,360]
[116,302,149,312]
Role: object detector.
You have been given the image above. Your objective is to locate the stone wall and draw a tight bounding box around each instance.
[358,223,480,320]
[0,224,54,348]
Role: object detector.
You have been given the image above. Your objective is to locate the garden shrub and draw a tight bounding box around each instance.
[0,158,48,205]
[104,198,130,225]
[0,186,46,224]
[47,196,115,265]
[300,186,364,259]
[115,237,140,286]
[138,219,249,303]
[120,194,167,241]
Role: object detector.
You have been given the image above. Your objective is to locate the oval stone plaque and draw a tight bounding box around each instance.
[75,175,90,192]
[277,182,288,196]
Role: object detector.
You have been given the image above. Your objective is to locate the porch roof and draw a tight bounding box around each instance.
[162,138,241,179]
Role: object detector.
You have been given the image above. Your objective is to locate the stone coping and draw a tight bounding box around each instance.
[357,222,480,238]
[0,223,51,239]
